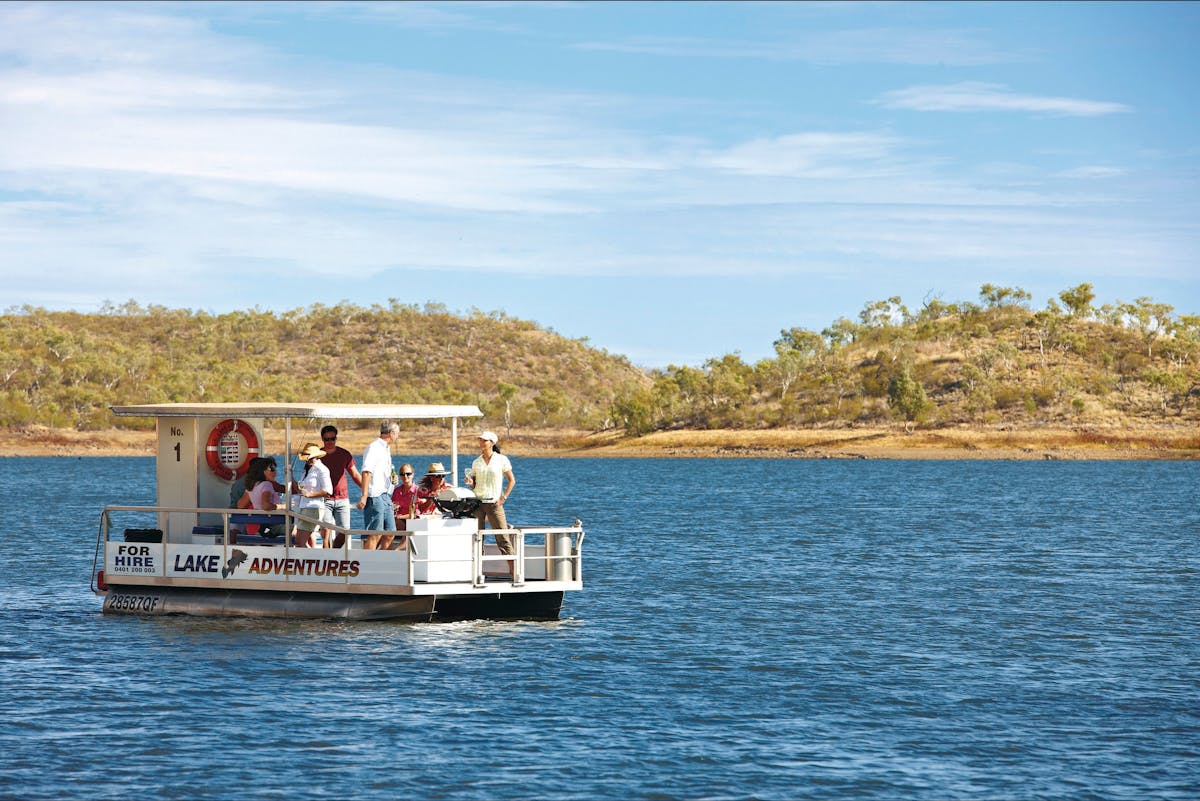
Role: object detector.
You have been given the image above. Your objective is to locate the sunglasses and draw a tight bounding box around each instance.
[265,466,277,471]
[322,436,337,442]
[400,471,413,476]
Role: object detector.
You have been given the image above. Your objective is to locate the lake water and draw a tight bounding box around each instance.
[1,456,1197,800]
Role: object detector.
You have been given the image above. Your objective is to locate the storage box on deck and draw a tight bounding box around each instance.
[409,518,475,583]
[191,525,224,544]
[124,528,163,543]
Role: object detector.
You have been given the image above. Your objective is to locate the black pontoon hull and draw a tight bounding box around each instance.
[103,586,435,621]
[102,586,565,621]
[433,590,564,621]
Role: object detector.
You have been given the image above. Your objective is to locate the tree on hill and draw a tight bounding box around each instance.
[1059,283,1096,319]
[887,367,930,430]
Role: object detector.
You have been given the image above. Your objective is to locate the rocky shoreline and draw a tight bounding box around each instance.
[3,424,1197,460]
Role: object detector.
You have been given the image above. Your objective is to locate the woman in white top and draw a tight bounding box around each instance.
[466,431,516,578]
[291,442,334,548]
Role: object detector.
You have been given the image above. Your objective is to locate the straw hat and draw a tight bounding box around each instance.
[424,462,449,476]
[297,442,326,461]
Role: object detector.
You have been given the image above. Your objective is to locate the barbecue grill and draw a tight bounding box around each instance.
[432,485,482,519]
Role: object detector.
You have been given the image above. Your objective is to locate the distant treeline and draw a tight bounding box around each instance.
[609,284,1199,433]
[3,285,1198,435]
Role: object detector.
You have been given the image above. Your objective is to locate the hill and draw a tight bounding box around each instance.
[0,301,650,432]
[2,284,1197,458]
[607,284,1199,435]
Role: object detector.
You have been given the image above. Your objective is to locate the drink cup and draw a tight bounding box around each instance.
[464,468,473,483]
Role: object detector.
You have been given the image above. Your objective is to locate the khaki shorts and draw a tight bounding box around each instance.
[295,506,333,533]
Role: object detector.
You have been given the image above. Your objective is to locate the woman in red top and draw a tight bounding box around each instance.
[390,463,418,548]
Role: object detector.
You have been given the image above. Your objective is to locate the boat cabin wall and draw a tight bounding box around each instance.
[156,416,266,543]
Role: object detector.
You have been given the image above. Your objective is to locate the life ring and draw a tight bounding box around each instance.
[205,419,261,481]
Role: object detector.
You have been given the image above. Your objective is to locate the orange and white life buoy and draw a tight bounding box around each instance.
[205,419,260,481]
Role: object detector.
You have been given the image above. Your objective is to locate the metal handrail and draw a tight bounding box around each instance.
[96,504,365,548]
[465,526,586,586]
[94,505,586,589]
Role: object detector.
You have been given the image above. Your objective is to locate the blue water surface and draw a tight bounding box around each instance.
[0,456,1197,800]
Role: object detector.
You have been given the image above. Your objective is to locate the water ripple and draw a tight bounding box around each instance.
[0,457,1196,799]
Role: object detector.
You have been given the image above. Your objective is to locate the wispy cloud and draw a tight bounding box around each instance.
[703,133,903,177]
[1057,165,1128,179]
[1,1,1194,349]
[877,82,1132,116]
[0,9,640,215]
[272,0,577,32]
[0,2,263,68]
[574,27,1015,66]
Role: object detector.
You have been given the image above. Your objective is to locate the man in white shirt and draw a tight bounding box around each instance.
[357,420,399,549]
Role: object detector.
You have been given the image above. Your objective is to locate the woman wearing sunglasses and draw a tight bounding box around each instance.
[235,457,285,541]
[388,463,418,549]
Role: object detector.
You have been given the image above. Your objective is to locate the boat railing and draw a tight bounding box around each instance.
[92,505,585,593]
[463,526,586,588]
[93,503,359,544]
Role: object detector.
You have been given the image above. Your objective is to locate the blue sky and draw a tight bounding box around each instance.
[2,1,1197,368]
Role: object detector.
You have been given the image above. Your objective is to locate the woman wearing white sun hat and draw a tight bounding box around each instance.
[291,441,334,549]
[466,430,516,578]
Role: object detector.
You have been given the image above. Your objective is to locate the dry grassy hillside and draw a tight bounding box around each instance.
[0,302,651,432]
[608,287,1198,435]
[2,287,1197,457]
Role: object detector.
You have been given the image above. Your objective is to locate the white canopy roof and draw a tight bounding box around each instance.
[110,402,483,420]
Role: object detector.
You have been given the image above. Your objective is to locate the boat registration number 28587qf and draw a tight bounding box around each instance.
[90,403,585,622]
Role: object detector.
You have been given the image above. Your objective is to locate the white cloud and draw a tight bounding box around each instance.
[574,27,1015,66]
[268,0,570,32]
[1057,165,1128,179]
[0,5,1124,225]
[0,69,309,112]
[702,133,902,177]
[0,1,1194,343]
[0,2,263,69]
[877,82,1132,116]
[0,5,676,217]
[1,108,604,213]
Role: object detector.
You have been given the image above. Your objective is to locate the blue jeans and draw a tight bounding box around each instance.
[363,494,396,531]
[324,497,351,529]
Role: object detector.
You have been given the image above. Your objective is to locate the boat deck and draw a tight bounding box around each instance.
[95,505,584,621]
